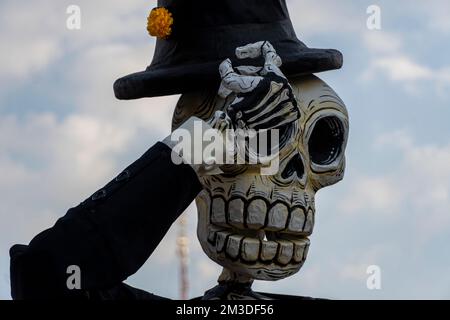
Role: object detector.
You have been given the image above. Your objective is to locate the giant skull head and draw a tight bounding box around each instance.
[172,74,349,282]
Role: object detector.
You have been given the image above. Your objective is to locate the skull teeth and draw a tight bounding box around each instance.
[241,238,260,262]
[277,240,294,265]
[210,228,310,266]
[215,231,228,253]
[292,239,310,263]
[209,196,314,236]
[211,198,227,227]
[246,199,267,229]
[226,235,243,259]
[287,208,306,233]
[303,209,315,234]
[208,195,313,266]
[266,203,289,231]
[261,241,278,262]
[228,199,245,228]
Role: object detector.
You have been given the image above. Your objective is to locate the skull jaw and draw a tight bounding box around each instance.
[196,191,310,282]
[215,258,304,281]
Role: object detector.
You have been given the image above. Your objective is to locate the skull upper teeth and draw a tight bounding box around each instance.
[287,207,305,233]
[247,199,266,229]
[228,199,245,228]
[266,203,289,231]
[209,196,314,236]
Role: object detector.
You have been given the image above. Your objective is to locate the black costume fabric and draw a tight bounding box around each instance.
[9,142,202,300]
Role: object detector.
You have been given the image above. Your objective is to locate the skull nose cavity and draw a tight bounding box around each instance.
[281,153,305,180]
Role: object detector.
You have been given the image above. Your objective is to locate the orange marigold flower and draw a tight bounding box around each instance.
[147,7,173,39]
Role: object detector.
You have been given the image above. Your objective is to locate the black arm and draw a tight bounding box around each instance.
[10,142,202,300]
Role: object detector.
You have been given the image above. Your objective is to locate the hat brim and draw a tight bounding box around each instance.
[113,48,343,100]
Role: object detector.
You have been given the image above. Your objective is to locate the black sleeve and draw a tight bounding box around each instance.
[10,142,202,300]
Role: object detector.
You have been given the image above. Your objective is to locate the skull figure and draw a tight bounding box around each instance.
[172,74,349,286]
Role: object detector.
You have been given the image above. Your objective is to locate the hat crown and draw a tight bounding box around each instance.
[159,0,290,29]
[150,0,302,71]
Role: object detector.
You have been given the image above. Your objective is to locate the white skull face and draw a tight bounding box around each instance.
[173,75,349,281]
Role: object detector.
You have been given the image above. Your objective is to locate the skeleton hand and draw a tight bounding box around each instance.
[207,110,233,134]
[218,41,300,131]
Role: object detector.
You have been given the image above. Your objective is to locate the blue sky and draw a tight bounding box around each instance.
[1,0,450,299]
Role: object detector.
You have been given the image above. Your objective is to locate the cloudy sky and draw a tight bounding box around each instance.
[1,0,450,300]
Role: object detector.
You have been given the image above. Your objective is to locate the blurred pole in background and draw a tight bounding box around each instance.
[177,214,190,300]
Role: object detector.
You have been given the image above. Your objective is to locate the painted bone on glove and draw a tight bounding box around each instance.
[218,42,300,131]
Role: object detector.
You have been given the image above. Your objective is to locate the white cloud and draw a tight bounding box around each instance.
[362,30,450,94]
[0,0,62,86]
[0,0,151,92]
[0,39,61,84]
[287,0,359,37]
[364,53,450,96]
[363,32,403,55]
[372,56,432,82]
[339,130,450,242]
[418,1,450,34]
[285,1,450,97]
[338,176,402,216]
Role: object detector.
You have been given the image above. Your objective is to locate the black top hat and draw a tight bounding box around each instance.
[114,0,343,100]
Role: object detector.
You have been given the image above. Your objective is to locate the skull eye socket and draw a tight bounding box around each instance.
[308,116,345,166]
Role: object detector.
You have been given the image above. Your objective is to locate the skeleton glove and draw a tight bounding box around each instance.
[218,41,300,131]
[171,42,302,176]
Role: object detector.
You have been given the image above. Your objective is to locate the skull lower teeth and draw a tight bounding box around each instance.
[208,227,310,266]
